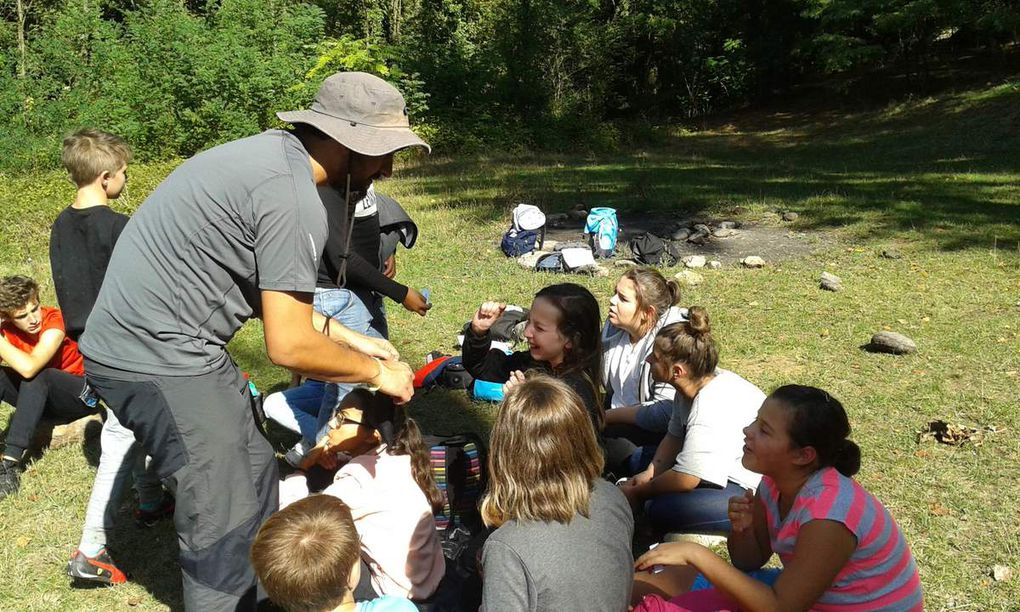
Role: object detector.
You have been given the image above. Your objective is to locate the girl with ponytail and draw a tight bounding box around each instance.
[619,306,765,535]
[601,267,687,471]
[278,389,445,603]
[632,385,923,612]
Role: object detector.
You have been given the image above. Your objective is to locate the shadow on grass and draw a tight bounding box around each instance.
[402,82,1020,251]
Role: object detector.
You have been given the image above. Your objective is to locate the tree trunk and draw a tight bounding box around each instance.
[16,0,27,79]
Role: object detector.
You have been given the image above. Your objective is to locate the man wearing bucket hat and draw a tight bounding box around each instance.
[77,72,428,610]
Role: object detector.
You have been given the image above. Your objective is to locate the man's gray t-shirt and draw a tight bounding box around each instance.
[80,130,327,375]
[480,480,634,612]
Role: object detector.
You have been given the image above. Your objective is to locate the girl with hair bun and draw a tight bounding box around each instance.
[619,306,765,535]
[633,385,923,612]
[601,268,687,469]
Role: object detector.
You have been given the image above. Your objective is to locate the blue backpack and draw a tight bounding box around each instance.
[584,207,619,258]
[500,228,540,257]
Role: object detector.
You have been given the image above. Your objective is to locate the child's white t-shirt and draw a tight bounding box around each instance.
[667,369,764,491]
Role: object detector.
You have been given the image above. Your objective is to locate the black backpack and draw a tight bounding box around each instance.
[629,232,679,266]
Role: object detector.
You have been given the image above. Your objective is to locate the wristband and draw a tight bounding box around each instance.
[365,357,383,393]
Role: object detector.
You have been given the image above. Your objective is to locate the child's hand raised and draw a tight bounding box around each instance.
[728,488,755,533]
[502,370,526,394]
[470,301,506,335]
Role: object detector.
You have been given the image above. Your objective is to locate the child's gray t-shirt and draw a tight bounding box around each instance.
[80,130,326,375]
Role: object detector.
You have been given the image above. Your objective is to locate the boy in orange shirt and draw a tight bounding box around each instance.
[0,275,97,499]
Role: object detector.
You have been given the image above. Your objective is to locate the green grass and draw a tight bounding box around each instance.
[1,79,1019,610]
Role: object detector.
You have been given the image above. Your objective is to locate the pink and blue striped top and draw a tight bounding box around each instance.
[759,467,924,611]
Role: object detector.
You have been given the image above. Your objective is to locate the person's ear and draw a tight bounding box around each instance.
[671,362,685,382]
[100,170,111,188]
[792,445,817,468]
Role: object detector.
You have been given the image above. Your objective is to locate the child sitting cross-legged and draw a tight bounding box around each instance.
[251,493,417,612]
[631,385,924,611]
[278,389,445,604]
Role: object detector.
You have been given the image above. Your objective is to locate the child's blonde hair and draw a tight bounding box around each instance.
[481,375,604,528]
[250,495,359,612]
[61,128,132,187]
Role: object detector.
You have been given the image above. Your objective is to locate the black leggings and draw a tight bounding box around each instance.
[0,366,93,459]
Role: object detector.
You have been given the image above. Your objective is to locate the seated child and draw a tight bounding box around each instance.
[632,385,924,611]
[601,267,687,471]
[619,307,764,535]
[279,390,445,602]
[479,375,634,611]
[0,275,98,499]
[251,494,417,611]
[463,283,604,434]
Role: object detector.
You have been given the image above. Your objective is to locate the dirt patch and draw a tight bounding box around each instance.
[544,212,836,265]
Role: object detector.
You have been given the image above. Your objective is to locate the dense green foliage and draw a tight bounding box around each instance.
[1,0,1018,168]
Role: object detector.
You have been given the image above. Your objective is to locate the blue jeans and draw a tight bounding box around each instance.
[316,288,383,442]
[630,445,744,534]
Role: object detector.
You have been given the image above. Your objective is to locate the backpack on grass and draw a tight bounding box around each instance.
[584,207,619,258]
[501,203,546,257]
[629,232,679,266]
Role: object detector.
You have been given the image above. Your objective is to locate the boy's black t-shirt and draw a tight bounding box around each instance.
[49,205,129,341]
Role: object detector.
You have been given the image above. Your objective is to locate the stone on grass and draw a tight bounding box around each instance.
[782,211,799,222]
[707,260,722,269]
[717,221,738,230]
[741,256,766,268]
[820,272,842,292]
[693,223,711,234]
[992,565,1013,582]
[868,331,917,355]
[688,230,710,245]
[674,270,704,287]
[671,227,691,241]
[683,255,706,269]
[517,250,546,269]
[712,228,738,238]
[614,259,638,268]
[881,249,903,260]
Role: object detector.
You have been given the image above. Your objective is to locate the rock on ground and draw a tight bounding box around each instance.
[782,211,799,222]
[867,331,917,355]
[741,256,766,268]
[674,270,705,286]
[683,255,707,268]
[820,271,842,292]
[707,261,722,269]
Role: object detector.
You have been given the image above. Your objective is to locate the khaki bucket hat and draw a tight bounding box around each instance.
[277,72,430,156]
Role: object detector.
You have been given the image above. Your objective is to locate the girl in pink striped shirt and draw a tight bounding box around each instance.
[633,385,923,611]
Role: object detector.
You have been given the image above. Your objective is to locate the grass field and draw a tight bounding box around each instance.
[0,78,1018,610]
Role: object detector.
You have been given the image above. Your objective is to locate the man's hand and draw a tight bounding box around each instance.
[470,301,506,336]
[383,255,397,279]
[402,288,431,316]
[372,358,414,403]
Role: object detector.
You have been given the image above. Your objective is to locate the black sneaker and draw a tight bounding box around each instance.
[133,494,175,527]
[67,548,127,585]
[0,459,21,501]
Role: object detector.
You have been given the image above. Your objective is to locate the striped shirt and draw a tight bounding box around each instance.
[760,468,924,611]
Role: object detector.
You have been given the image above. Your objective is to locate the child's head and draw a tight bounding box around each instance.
[527,282,601,376]
[62,129,132,195]
[742,385,861,479]
[250,494,360,612]
[609,267,681,335]
[481,375,603,528]
[0,276,41,334]
[648,306,717,383]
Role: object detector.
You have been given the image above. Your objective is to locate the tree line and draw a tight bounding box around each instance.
[1,0,1017,169]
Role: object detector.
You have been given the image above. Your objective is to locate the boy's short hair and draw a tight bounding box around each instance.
[250,495,360,612]
[0,275,40,317]
[61,128,132,187]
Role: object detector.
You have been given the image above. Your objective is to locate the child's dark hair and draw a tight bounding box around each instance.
[533,283,604,426]
[770,385,861,477]
[653,306,717,379]
[0,275,40,317]
[388,404,445,513]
